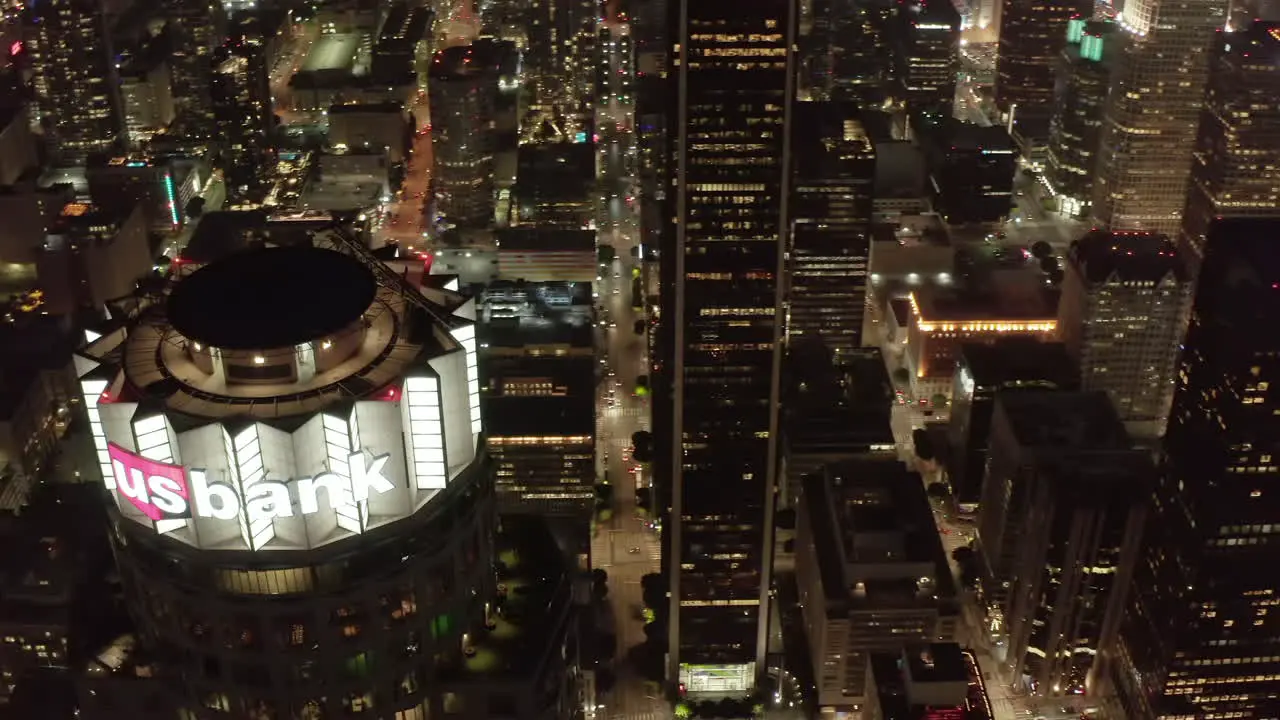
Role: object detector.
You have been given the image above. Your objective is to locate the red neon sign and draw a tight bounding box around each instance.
[108,443,192,521]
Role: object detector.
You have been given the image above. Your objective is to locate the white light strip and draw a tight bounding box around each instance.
[405,376,447,489]
[450,326,483,437]
[233,426,263,550]
[80,379,112,489]
[323,413,360,534]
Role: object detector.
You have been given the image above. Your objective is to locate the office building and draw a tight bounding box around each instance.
[995,0,1090,150]
[478,281,596,522]
[983,391,1149,696]
[1058,231,1192,439]
[657,0,793,693]
[87,155,204,231]
[165,0,225,126]
[795,459,960,713]
[73,234,580,719]
[928,122,1016,226]
[947,340,1078,512]
[1044,19,1116,219]
[525,0,596,111]
[429,45,499,229]
[495,228,597,282]
[23,0,122,162]
[35,202,152,316]
[371,2,434,86]
[211,20,275,197]
[783,343,896,508]
[0,318,79,479]
[1109,218,1280,720]
[1090,0,1229,234]
[902,290,1059,399]
[327,102,414,164]
[1179,21,1280,264]
[789,103,875,355]
[829,1,893,105]
[514,143,597,228]
[866,646,994,720]
[118,36,176,149]
[0,488,112,714]
[0,102,38,186]
[892,0,961,129]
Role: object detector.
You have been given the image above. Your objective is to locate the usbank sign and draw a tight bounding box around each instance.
[108,442,395,524]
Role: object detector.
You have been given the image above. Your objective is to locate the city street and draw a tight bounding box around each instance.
[269,22,318,125]
[379,93,436,248]
[589,16,670,720]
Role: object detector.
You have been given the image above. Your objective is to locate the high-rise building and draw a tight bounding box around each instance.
[788,102,875,355]
[1090,0,1229,234]
[795,459,960,713]
[73,235,580,720]
[892,0,961,129]
[928,122,1017,225]
[1110,218,1280,720]
[23,0,122,162]
[983,391,1149,697]
[119,35,176,149]
[371,2,434,87]
[165,0,225,126]
[478,281,597,523]
[1044,19,1116,219]
[947,339,1078,513]
[829,0,893,105]
[1179,21,1280,265]
[783,343,896,508]
[36,202,153,316]
[429,44,499,230]
[210,20,274,197]
[658,0,794,693]
[525,0,595,112]
[1058,230,1192,439]
[994,0,1090,152]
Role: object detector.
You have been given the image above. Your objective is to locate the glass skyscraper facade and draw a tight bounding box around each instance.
[1179,21,1280,266]
[1090,0,1228,234]
[659,0,794,693]
[1112,218,1280,719]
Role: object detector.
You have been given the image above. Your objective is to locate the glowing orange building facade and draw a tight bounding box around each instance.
[904,292,1058,397]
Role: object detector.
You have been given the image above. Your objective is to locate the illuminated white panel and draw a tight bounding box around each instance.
[450,325,483,437]
[404,376,446,489]
[233,425,261,549]
[322,413,360,534]
[80,379,112,488]
[132,414,187,535]
[348,406,370,529]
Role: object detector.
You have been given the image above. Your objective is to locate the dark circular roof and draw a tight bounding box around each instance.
[167,247,377,351]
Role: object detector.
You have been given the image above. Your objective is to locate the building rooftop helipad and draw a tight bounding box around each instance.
[167,246,377,350]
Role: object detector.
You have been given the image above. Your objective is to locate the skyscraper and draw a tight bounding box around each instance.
[73,235,580,720]
[994,0,1090,151]
[429,45,499,230]
[1090,0,1228,234]
[210,22,274,197]
[166,0,226,127]
[788,102,875,355]
[23,0,122,162]
[986,391,1150,697]
[892,0,961,130]
[658,0,794,693]
[1111,218,1280,720]
[1179,21,1280,265]
[1058,231,1193,439]
[1044,19,1116,219]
